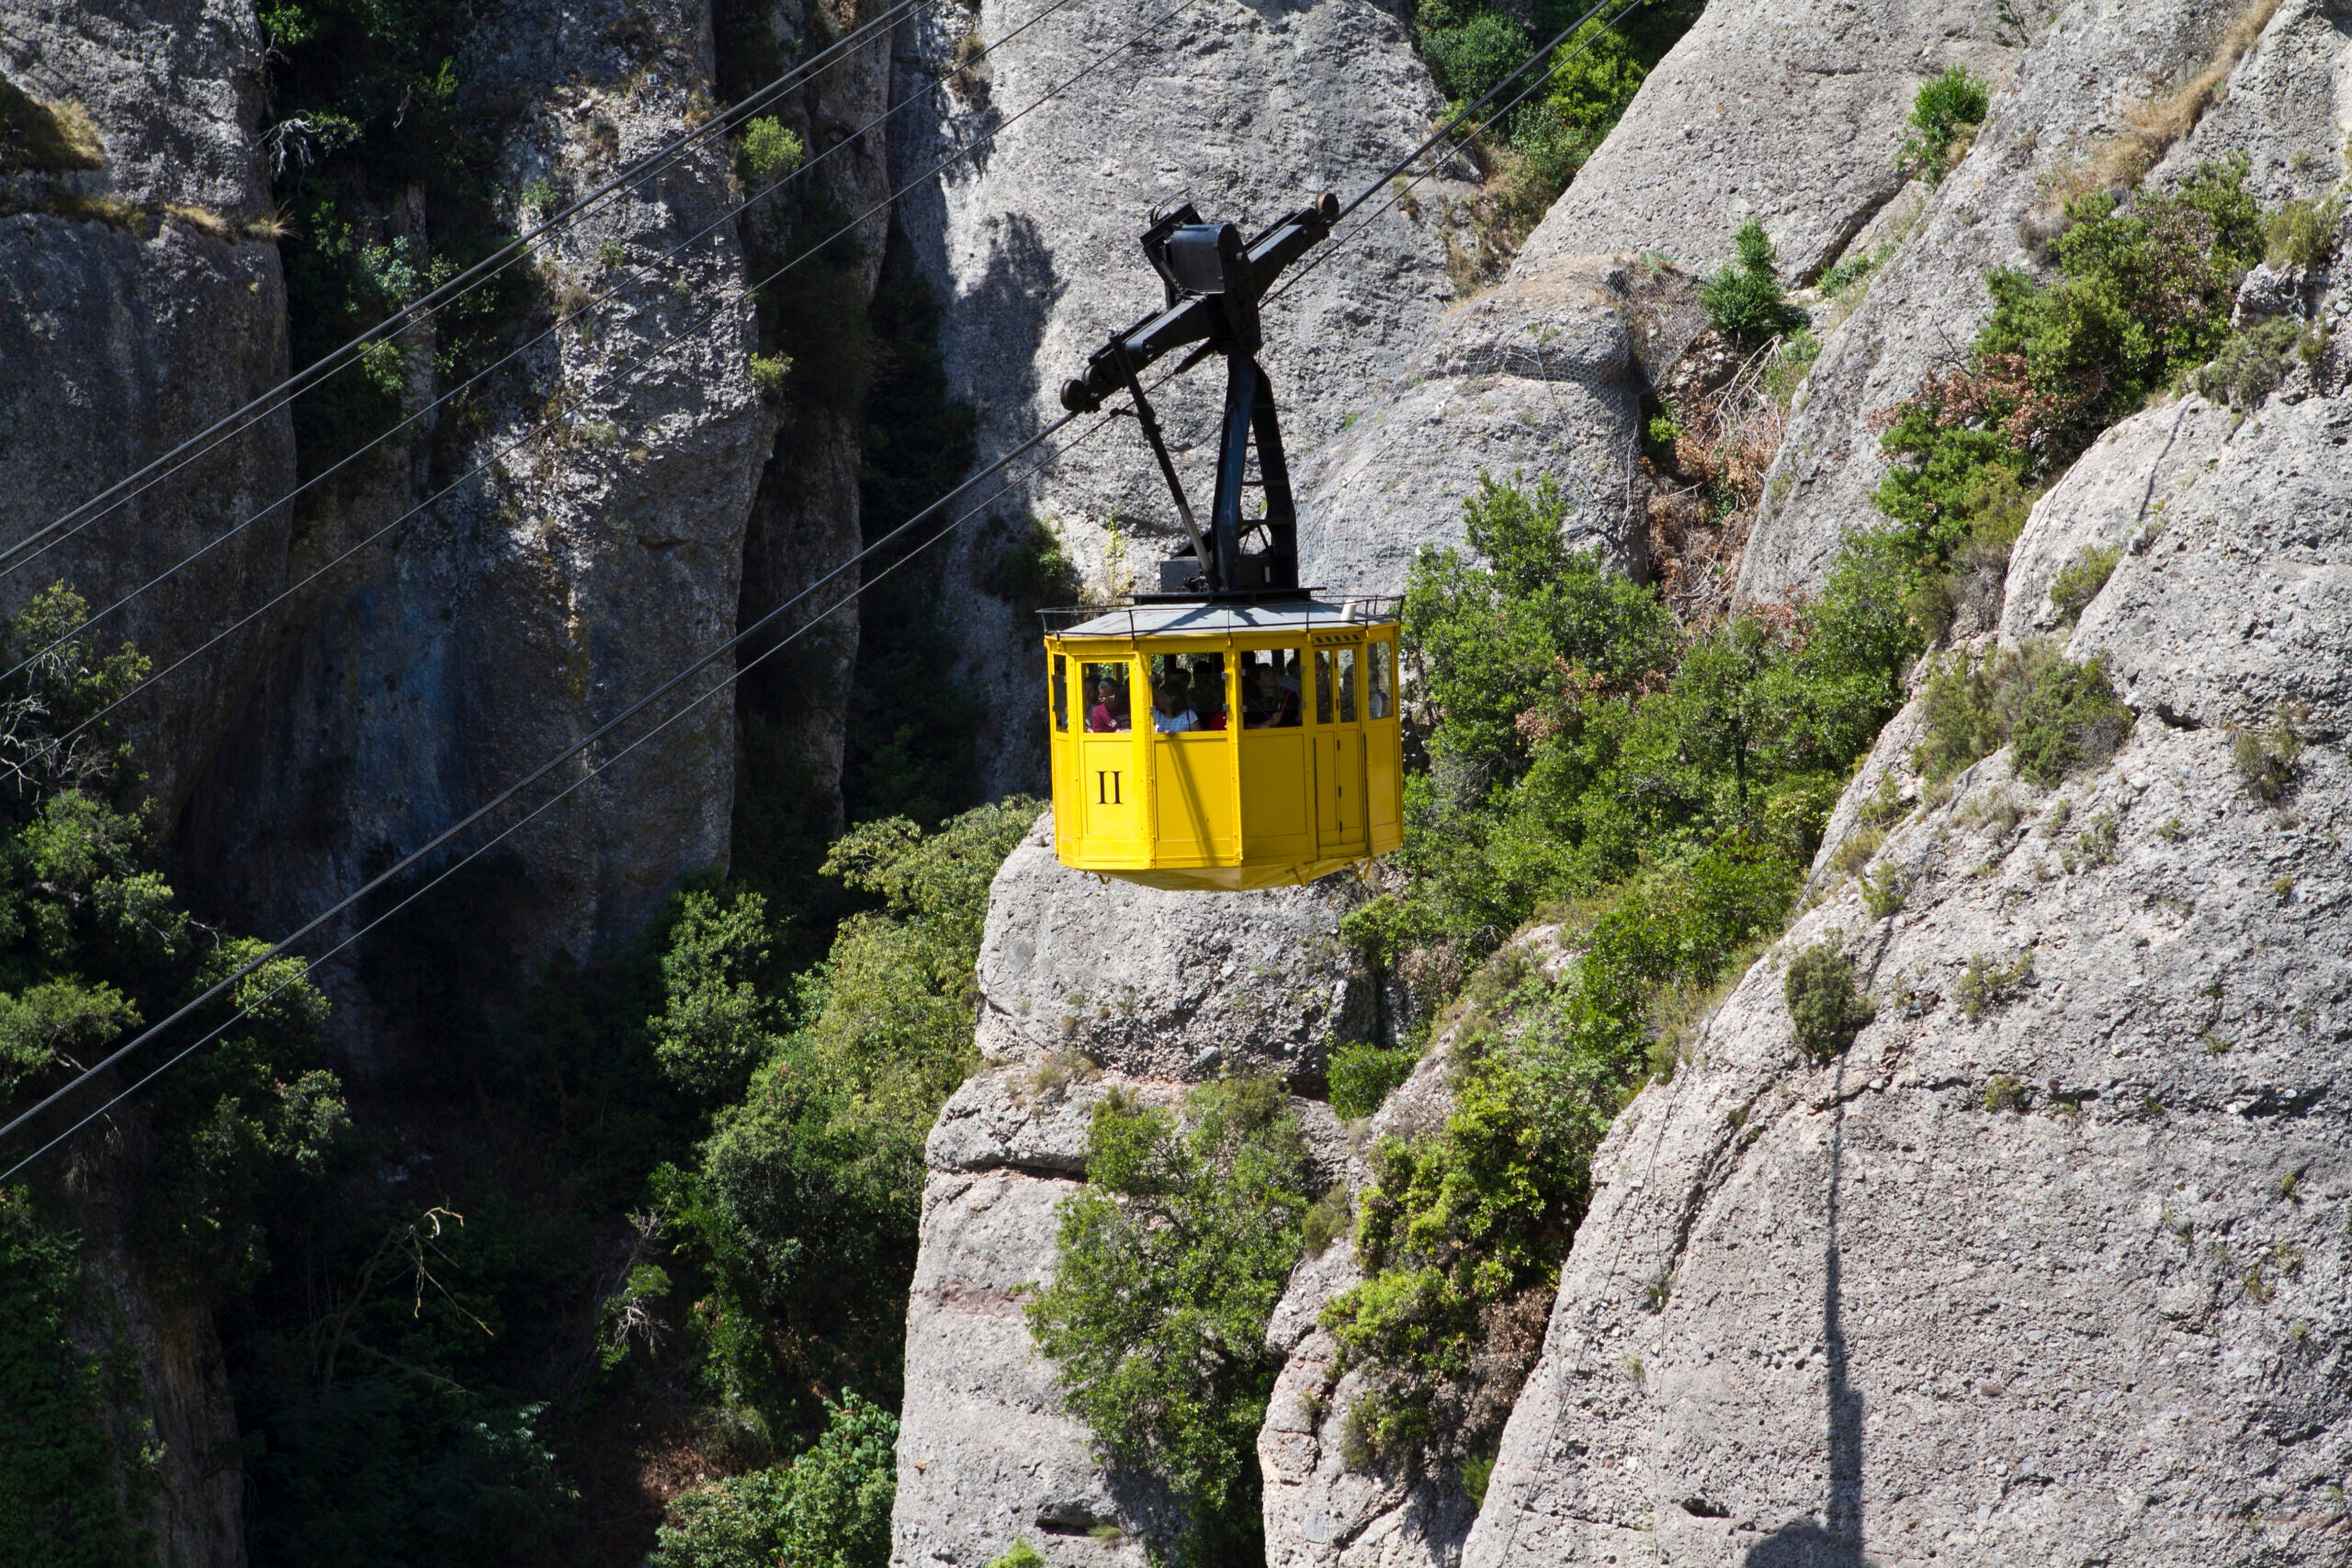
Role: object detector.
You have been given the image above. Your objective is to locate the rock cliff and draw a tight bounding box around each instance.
[179,0,767,984]
[1741,0,2344,602]
[891,812,1373,1568]
[1468,378,2352,1565]
[889,0,1462,793]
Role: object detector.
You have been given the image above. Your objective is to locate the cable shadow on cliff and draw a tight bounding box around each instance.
[1743,1055,1865,1568]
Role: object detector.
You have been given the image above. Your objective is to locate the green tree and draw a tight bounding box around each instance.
[647,1393,898,1568]
[1702,221,1808,348]
[1027,1078,1317,1565]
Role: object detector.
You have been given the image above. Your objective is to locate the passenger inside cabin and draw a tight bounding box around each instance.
[1088,679,1130,732]
[1244,659,1300,728]
[1152,682,1198,734]
[1190,666,1227,730]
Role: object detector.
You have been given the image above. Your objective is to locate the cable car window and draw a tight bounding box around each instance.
[1239,648,1302,728]
[1148,652,1226,732]
[1315,647,1358,724]
[1367,639,1394,720]
[1082,662,1132,732]
[1052,654,1069,731]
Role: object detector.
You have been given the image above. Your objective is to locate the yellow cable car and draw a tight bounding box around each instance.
[1042,193,1405,889]
[1045,601,1403,890]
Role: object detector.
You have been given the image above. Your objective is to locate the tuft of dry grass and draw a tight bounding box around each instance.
[165,202,235,240]
[244,208,296,241]
[45,185,142,231]
[2035,0,2282,220]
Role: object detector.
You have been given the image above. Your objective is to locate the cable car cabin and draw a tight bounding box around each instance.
[1044,601,1403,890]
[1041,190,1404,888]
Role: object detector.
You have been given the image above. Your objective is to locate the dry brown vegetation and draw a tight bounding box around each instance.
[0,79,103,173]
[1643,331,1794,624]
[2034,0,2282,220]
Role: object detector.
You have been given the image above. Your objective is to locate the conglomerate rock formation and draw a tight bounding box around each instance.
[1469,381,2352,1565]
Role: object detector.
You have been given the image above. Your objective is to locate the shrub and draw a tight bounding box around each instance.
[2232,706,2303,803]
[1027,1078,1315,1564]
[647,1393,898,1568]
[1702,221,1809,349]
[1896,66,1989,184]
[736,116,806,183]
[1784,942,1871,1059]
[1982,1072,2027,1111]
[986,1544,1046,1568]
[1300,1186,1352,1258]
[1911,641,2132,788]
[2266,193,2343,270]
[1955,950,2033,1021]
[748,352,793,400]
[1329,1041,1418,1120]
[2196,316,2302,411]
[2046,544,2120,623]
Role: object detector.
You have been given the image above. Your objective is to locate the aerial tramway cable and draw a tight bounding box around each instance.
[0,0,1655,1173]
[0,0,1106,687]
[3,0,939,571]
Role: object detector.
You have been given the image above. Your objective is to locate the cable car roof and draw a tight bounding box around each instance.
[1044,596,1401,640]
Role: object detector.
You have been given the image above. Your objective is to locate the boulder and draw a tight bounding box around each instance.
[1295,253,1704,595]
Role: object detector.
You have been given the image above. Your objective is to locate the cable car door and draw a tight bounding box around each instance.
[1313,643,1367,856]
[1077,657,1142,849]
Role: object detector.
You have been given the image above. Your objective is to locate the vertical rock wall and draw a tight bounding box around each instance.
[177,0,769,991]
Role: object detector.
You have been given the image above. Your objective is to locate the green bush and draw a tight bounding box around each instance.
[1783,943,1871,1060]
[1328,1041,1418,1120]
[1912,641,2132,788]
[1701,221,1808,349]
[2046,544,2120,623]
[1895,66,1989,184]
[985,1542,1046,1568]
[647,1393,897,1568]
[1027,1079,1314,1565]
[666,798,1038,1437]
[2266,193,2343,270]
[748,352,793,400]
[2195,316,2302,411]
[736,116,806,184]
[2232,707,2303,803]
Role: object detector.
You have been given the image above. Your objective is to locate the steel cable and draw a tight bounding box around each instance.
[0,0,1102,686]
[5,0,938,569]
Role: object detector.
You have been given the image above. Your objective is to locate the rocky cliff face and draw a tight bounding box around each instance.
[2,0,296,818]
[1468,380,2352,1565]
[891,812,1372,1568]
[890,0,1462,793]
[179,0,768,987]
[1742,0,2344,602]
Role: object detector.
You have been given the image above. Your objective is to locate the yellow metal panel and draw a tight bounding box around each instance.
[1317,728,1367,855]
[1240,729,1312,857]
[1154,735,1238,856]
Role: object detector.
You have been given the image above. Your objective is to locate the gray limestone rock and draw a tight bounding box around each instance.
[179,0,768,983]
[895,1059,1352,1568]
[888,0,1461,793]
[1,0,296,819]
[1741,0,2348,603]
[1517,0,2016,286]
[975,810,1377,1082]
[1295,254,1704,595]
[1465,385,2352,1567]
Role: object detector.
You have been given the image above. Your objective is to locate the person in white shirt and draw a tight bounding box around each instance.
[1151,682,1198,733]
